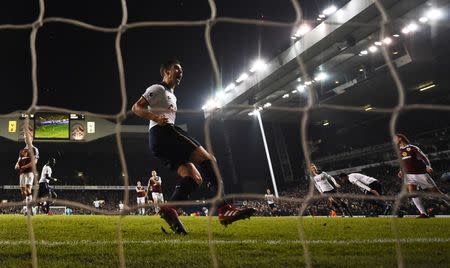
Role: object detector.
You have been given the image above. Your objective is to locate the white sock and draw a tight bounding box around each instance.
[412,197,426,214]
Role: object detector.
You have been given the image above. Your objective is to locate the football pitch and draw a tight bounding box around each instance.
[0,215,449,267]
[34,124,68,139]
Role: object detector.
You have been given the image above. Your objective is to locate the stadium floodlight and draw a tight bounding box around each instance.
[419,84,436,92]
[282,93,290,99]
[216,90,225,100]
[393,34,400,38]
[322,121,330,126]
[369,46,378,53]
[202,98,221,111]
[360,50,368,55]
[374,41,382,46]
[383,37,393,45]
[263,102,272,108]
[425,8,443,20]
[236,72,249,83]
[250,59,267,73]
[314,72,328,82]
[335,81,339,84]
[402,23,419,34]
[224,82,236,92]
[323,5,337,16]
[294,24,311,37]
[297,85,306,93]
[419,16,429,23]
[364,105,373,112]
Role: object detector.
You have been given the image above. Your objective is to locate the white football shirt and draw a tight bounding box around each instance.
[265,194,275,204]
[39,164,52,183]
[348,173,377,192]
[142,84,177,129]
[312,172,338,193]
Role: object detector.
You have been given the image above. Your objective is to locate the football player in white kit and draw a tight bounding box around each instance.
[15,134,39,215]
[339,172,387,215]
[132,59,255,234]
[264,189,276,211]
[148,170,164,214]
[310,164,352,217]
[38,158,58,214]
[136,181,146,215]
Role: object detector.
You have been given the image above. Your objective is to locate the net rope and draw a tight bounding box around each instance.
[0,0,449,267]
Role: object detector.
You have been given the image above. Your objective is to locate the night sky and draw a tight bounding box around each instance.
[0,0,344,115]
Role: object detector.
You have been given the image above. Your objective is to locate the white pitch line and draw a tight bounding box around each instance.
[0,237,449,246]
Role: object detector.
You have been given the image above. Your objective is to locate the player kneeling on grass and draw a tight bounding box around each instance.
[394,134,450,218]
[339,173,388,215]
[132,59,256,235]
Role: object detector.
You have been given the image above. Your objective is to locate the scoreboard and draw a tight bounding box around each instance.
[0,111,147,142]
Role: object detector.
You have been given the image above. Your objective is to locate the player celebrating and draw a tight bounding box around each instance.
[38,158,58,214]
[136,181,146,215]
[14,135,39,215]
[147,170,164,214]
[394,134,450,218]
[310,163,353,217]
[132,59,255,234]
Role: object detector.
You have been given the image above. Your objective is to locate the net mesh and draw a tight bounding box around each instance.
[1,0,449,267]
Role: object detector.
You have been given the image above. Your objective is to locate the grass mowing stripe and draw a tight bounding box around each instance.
[0,237,449,246]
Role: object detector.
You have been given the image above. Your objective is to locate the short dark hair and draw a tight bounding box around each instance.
[338,173,348,179]
[395,133,410,144]
[160,59,181,77]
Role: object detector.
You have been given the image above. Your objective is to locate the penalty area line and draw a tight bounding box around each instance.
[0,237,449,246]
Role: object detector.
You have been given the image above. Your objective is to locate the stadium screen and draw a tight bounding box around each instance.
[34,113,70,140]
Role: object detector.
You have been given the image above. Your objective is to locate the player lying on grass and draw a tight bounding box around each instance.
[339,173,388,215]
[132,59,255,234]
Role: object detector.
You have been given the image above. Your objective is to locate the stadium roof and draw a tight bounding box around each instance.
[204,0,449,126]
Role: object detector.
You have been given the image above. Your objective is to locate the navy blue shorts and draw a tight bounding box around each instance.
[149,124,201,170]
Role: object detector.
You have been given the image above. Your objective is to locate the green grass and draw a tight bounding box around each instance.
[0,216,449,267]
[34,124,69,139]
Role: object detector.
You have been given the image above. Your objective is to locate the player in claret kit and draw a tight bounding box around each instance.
[147,170,164,214]
[394,134,450,218]
[132,59,255,234]
[136,181,146,215]
[15,134,39,215]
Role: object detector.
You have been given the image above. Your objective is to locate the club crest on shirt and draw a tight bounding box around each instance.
[402,152,408,157]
